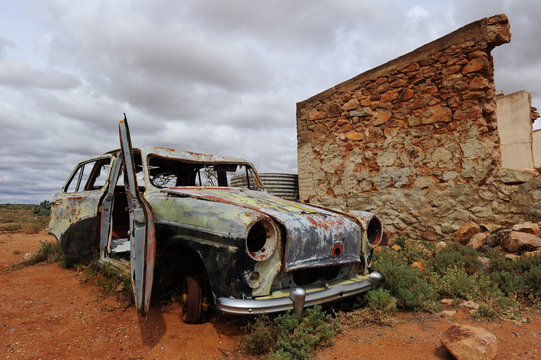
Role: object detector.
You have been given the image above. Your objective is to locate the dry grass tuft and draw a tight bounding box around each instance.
[334,308,397,329]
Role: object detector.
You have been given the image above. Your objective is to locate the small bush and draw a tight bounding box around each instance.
[432,266,479,300]
[393,236,406,248]
[365,288,397,312]
[22,223,43,234]
[489,252,541,301]
[524,265,541,300]
[32,241,64,264]
[243,315,275,355]
[26,241,61,263]
[489,270,526,297]
[8,241,64,271]
[33,200,51,216]
[428,242,480,275]
[334,307,396,328]
[473,303,499,321]
[243,305,338,360]
[373,251,439,312]
[402,239,432,264]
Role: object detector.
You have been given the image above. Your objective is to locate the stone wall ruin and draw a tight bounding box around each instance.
[296,14,541,241]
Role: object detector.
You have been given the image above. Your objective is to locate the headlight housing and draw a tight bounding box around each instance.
[246,218,279,261]
[366,216,383,248]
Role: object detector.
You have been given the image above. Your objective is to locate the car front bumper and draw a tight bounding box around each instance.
[216,271,382,315]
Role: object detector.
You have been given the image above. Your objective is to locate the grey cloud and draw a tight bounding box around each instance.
[0,37,15,59]
[0,58,80,89]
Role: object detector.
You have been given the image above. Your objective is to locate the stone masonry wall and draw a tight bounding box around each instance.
[296,14,541,241]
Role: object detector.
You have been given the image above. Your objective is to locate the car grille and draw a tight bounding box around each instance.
[291,265,340,286]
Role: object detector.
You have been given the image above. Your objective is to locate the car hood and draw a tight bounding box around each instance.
[163,187,362,271]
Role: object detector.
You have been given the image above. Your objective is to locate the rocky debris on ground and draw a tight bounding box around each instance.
[456,221,482,244]
[23,252,36,261]
[456,220,541,257]
[438,310,457,317]
[459,300,479,311]
[502,231,541,253]
[435,241,447,252]
[504,253,520,260]
[438,299,480,316]
[466,232,490,250]
[477,256,491,273]
[441,323,497,360]
[511,222,541,236]
[440,298,454,306]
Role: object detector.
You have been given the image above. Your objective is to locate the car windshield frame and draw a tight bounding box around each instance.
[144,153,264,190]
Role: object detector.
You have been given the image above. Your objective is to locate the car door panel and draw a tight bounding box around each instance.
[119,115,156,316]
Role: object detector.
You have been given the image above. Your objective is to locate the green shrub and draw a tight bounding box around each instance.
[373,251,439,312]
[243,305,338,359]
[365,288,397,312]
[489,270,527,297]
[33,201,51,216]
[428,242,480,275]
[243,315,274,355]
[473,280,520,321]
[524,265,541,300]
[7,240,64,271]
[489,252,541,301]
[432,266,479,300]
[393,236,406,248]
[473,303,499,321]
[27,241,63,264]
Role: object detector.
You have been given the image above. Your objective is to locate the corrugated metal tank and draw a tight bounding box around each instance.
[231,173,299,201]
[259,173,299,201]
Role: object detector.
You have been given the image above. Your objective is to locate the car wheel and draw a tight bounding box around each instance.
[181,275,203,323]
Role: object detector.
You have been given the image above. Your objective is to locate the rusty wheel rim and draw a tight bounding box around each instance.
[181,276,202,323]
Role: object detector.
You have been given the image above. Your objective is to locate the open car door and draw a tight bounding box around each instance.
[119,114,156,316]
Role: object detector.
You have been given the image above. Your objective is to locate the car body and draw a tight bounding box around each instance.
[48,117,383,322]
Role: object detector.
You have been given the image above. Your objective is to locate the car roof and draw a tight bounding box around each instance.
[105,146,251,164]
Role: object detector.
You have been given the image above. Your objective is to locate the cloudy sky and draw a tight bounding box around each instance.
[1,0,540,203]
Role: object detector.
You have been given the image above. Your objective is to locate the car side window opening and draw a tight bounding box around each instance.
[86,159,111,190]
[64,165,83,193]
[147,155,261,190]
[64,158,112,193]
[117,163,145,190]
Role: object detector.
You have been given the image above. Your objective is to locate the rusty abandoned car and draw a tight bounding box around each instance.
[47,117,383,323]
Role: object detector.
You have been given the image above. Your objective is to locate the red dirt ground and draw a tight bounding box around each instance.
[1,231,540,359]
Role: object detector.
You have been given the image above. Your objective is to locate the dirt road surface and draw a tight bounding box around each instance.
[1,232,540,359]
